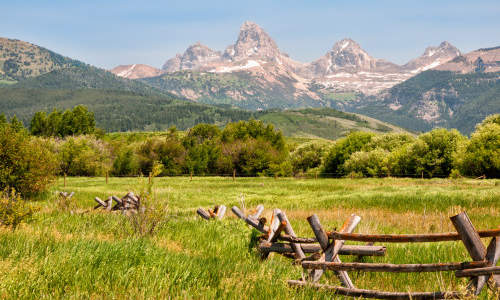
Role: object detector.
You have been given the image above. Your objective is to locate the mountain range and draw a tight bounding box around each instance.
[0,21,499,136]
[112,21,461,97]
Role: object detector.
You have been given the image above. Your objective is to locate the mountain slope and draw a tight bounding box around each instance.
[351,70,500,134]
[0,37,84,83]
[13,64,163,95]
[257,108,407,139]
[434,46,500,73]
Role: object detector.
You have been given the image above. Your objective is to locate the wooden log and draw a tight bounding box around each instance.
[278,235,317,243]
[277,211,305,259]
[94,197,106,208]
[106,197,113,211]
[216,205,226,219]
[450,212,488,295]
[112,196,122,205]
[327,229,500,243]
[455,266,500,278]
[485,237,500,289]
[258,242,386,256]
[287,280,461,299]
[307,214,360,287]
[261,210,282,259]
[302,261,488,272]
[196,208,211,220]
[249,204,264,219]
[329,215,361,288]
[231,206,245,219]
[270,221,287,243]
[307,214,330,282]
[232,206,269,233]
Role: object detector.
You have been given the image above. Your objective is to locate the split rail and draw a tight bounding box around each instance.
[232,207,499,299]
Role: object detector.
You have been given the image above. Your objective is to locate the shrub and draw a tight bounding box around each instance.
[455,123,500,177]
[363,133,415,152]
[57,136,111,176]
[390,129,464,177]
[112,147,139,176]
[344,149,390,177]
[0,126,57,195]
[290,143,325,174]
[322,131,374,176]
[0,189,37,230]
[137,136,186,176]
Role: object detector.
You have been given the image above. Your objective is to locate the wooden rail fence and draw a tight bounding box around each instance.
[230,207,499,299]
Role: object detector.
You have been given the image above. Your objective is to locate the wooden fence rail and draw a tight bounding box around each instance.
[286,211,499,299]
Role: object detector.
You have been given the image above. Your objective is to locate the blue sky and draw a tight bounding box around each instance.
[2,0,499,69]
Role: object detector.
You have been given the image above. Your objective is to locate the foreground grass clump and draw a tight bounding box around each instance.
[0,177,499,299]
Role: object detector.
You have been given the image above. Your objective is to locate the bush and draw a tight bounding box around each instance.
[390,129,464,177]
[57,136,111,176]
[137,136,186,176]
[112,147,139,176]
[0,189,37,230]
[455,123,500,177]
[290,143,324,174]
[322,131,374,176]
[0,126,57,195]
[344,149,390,177]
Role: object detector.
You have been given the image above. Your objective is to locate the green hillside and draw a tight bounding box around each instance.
[0,37,84,83]
[257,108,406,139]
[13,65,164,96]
[0,86,405,138]
[0,88,254,132]
[352,70,500,134]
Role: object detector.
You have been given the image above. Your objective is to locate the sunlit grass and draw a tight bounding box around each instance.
[0,177,498,299]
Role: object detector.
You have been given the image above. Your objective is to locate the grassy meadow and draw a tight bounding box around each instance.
[0,176,499,299]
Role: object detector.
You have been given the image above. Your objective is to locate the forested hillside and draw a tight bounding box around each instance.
[351,70,500,134]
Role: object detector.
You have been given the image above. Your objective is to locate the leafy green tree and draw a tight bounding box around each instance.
[290,143,324,174]
[0,113,7,126]
[30,111,48,136]
[455,122,500,177]
[391,128,464,177]
[112,148,139,176]
[322,131,374,176]
[344,149,390,177]
[9,115,25,132]
[363,133,415,152]
[0,126,57,195]
[30,105,97,137]
[46,109,63,136]
[58,136,111,176]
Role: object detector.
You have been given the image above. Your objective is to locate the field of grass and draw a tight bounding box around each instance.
[1,177,499,299]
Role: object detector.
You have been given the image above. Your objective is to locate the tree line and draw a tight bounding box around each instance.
[1,106,499,196]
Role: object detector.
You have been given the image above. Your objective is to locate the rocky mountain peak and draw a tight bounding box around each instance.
[308,38,384,75]
[422,41,460,58]
[331,38,362,54]
[404,41,460,72]
[162,42,222,72]
[224,21,281,61]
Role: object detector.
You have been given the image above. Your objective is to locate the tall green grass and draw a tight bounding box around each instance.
[0,177,498,299]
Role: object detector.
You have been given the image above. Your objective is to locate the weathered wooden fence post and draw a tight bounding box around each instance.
[450,212,488,295]
[233,169,236,181]
[106,171,108,184]
[64,173,66,187]
[277,211,305,260]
